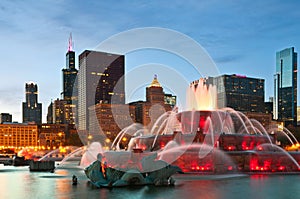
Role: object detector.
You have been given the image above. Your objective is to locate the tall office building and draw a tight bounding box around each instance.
[78,50,125,132]
[47,34,79,125]
[274,47,297,125]
[206,74,265,113]
[22,82,42,124]
[62,34,78,104]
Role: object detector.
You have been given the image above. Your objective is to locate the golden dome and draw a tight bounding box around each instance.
[149,75,161,87]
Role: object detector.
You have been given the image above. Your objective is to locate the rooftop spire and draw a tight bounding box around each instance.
[67,33,73,52]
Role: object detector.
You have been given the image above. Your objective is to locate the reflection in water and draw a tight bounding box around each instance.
[0,165,300,199]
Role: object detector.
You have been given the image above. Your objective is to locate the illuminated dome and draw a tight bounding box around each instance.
[149,75,161,87]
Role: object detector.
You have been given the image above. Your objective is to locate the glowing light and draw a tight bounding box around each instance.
[278,166,285,171]
[199,116,206,129]
[160,142,165,149]
[67,33,73,52]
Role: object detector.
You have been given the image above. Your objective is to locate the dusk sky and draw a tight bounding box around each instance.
[0,0,299,122]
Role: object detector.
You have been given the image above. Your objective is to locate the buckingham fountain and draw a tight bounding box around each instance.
[81,78,300,187]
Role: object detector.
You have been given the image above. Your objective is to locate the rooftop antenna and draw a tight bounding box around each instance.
[68,33,73,52]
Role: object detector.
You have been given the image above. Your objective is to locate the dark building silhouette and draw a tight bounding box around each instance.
[207,74,265,113]
[78,50,125,133]
[274,47,297,126]
[62,34,78,104]
[265,97,273,116]
[47,34,78,125]
[22,82,42,124]
[47,101,54,124]
[0,113,12,123]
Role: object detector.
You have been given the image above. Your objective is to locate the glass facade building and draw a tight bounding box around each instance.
[62,50,78,104]
[273,47,297,125]
[60,44,78,125]
[78,50,125,132]
[207,74,265,113]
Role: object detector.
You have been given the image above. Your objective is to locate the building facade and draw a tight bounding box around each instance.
[89,104,135,146]
[47,99,76,125]
[62,35,78,103]
[207,74,265,113]
[274,47,297,126]
[0,123,38,148]
[78,50,125,132]
[0,113,12,124]
[38,124,68,148]
[130,76,174,130]
[61,34,78,125]
[22,82,42,124]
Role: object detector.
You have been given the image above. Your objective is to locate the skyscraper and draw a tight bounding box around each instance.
[274,47,297,126]
[78,50,125,132]
[62,34,78,104]
[22,82,42,124]
[207,74,265,113]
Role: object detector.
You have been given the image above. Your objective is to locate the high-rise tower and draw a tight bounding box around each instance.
[62,33,78,104]
[22,82,42,124]
[274,47,297,126]
[206,74,265,113]
[78,50,125,132]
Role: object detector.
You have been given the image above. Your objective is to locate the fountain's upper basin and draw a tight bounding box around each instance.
[133,132,274,152]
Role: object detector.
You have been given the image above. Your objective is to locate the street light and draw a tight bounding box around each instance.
[87,134,93,145]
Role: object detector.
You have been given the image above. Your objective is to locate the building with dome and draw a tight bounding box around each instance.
[130,75,176,129]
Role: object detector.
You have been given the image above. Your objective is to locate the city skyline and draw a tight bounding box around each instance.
[0,1,300,122]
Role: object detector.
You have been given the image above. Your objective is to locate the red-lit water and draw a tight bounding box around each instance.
[1,162,300,199]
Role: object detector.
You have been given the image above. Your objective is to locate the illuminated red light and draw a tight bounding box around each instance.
[278,166,285,171]
[160,142,165,149]
[199,116,206,129]
[226,145,236,151]
[228,166,233,171]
